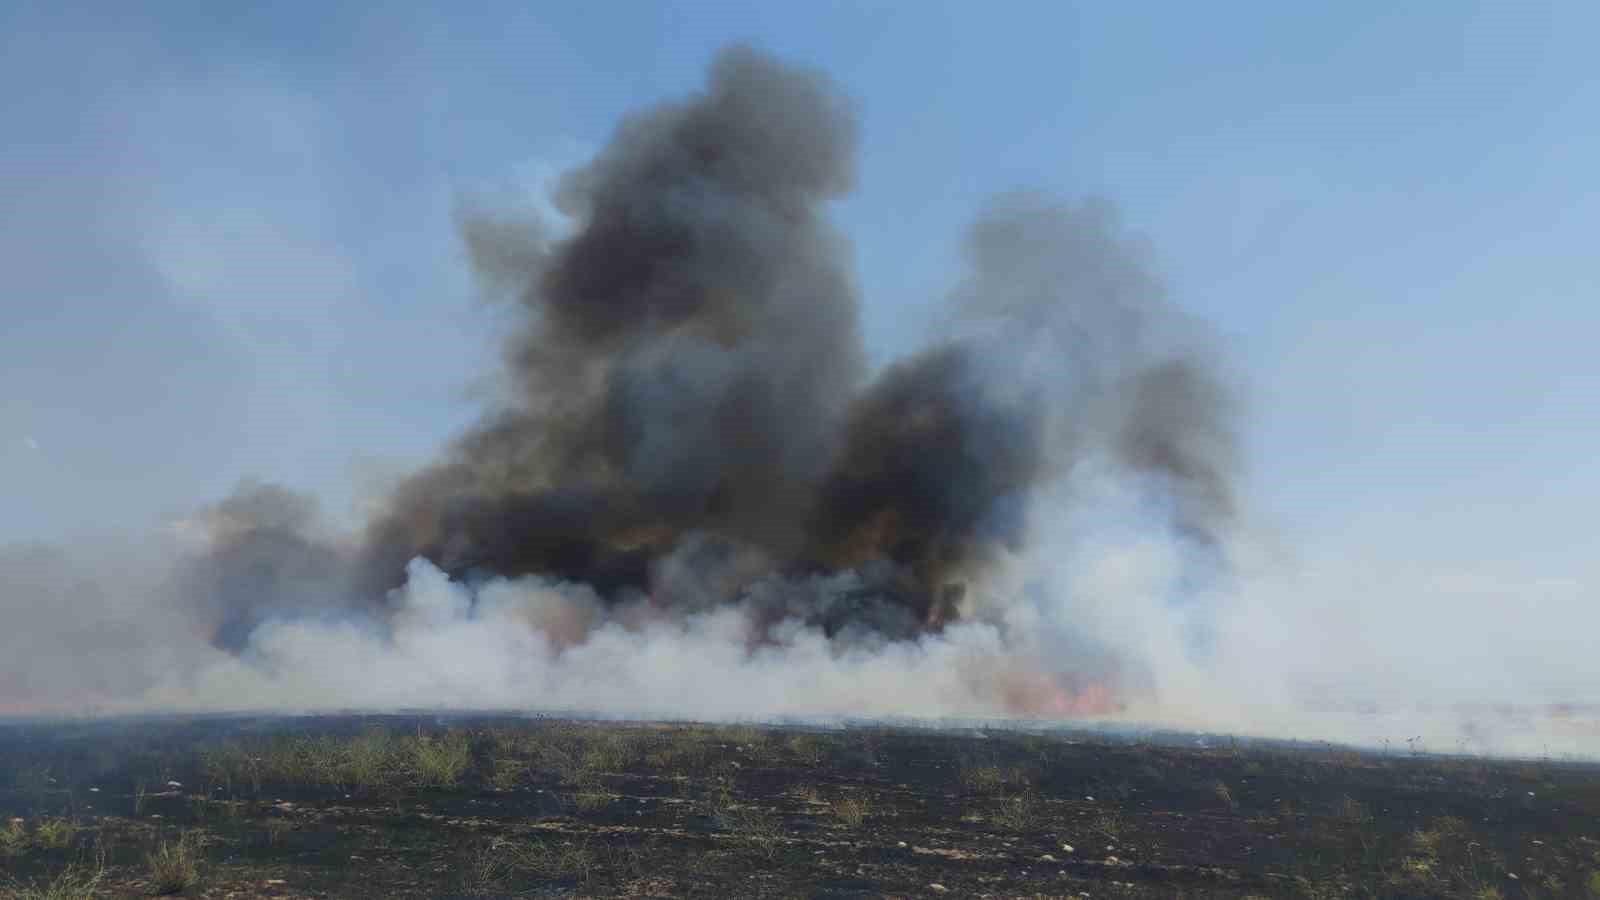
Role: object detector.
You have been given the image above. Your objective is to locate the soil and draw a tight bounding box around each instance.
[2,714,1597,898]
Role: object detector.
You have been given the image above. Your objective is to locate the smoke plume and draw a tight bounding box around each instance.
[349,47,1234,653]
[3,45,1238,723]
[20,42,1593,759]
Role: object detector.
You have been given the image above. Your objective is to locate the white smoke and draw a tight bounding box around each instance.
[7,460,1592,761]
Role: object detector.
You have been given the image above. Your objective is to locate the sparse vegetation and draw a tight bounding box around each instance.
[33,816,77,849]
[145,831,203,895]
[524,837,597,882]
[786,733,825,764]
[0,715,1596,897]
[1333,793,1370,822]
[4,845,106,900]
[1213,778,1238,810]
[830,794,869,826]
[959,760,1030,795]
[407,730,471,787]
[2,817,29,855]
[489,756,524,791]
[344,727,400,789]
[722,725,770,754]
[264,816,291,845]
[989,792,1039,831]
[1091,811,1125,841]
[574,790,613,811]
[705,784,783,857]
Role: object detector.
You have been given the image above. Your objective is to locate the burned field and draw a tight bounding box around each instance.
[2,715,1598,898]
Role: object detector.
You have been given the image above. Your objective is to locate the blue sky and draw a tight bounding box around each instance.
[3,0,1597,587]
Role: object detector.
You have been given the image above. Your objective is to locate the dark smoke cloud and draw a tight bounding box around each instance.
[360,45,864,598]
[192,43,1234,662]
[173,480,352,652]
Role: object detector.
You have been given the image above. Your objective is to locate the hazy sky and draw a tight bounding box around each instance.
[4,0,1597,592]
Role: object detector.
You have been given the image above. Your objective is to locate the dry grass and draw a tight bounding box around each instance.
[643,747,676,769]
[0,817,78,854]
[1091,811,1125,842]
[464,832,601,890]
[1213,779,1238,810]
[1333,794,1370,823]
[34,817,77,849]
[830,795,870,827]
[344,728,400,789]
[1386,815,1515,896]
[408,731,471,787]
[489,757,524,791]
[205,728,423,793]
[196,742,245,795]
[786,733,825,765]
[540,744,600,789]
[718,725,782,763]
[581,735,634,774]
[4,844,106,900]
[469,835,597,888]
[264,817,292,845]
[990,792,1040,831]
[706,785,783,857]
[519,838,597,881]
[646,728,716,770]
[573,790,613,812]
[960,763,1007,793]
[2,817,29,855]
[959,760,1029,795]
[146,831,203,895]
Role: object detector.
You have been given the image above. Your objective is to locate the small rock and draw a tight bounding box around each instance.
[1508,873,1519,880]
[929,884,948,894]
[1106,844,1115,851]
[1041,853,1057,862]
[1062,843,1075,853]
[897,841,908,848]
[1085,795,1095,801]
[1105,855,1120,865]
[167,780,182,788]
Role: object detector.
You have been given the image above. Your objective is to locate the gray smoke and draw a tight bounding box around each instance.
[360,46,866,599]
[346,46,1235,651]
[7,42,1599,759]
[1,44,1237,721]
[172,480,353,652]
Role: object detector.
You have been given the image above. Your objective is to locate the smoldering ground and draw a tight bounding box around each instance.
[4,45,1595,758]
